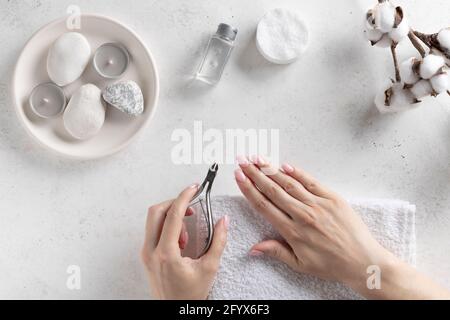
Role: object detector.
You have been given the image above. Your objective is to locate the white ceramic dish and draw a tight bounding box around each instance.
[12,14,159,160]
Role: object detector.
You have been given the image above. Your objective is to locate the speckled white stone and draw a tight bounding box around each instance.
[0,0,449,299]
[102,80,144,116]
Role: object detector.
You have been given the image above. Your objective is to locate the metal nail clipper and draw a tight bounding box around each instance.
[190,163,219,257]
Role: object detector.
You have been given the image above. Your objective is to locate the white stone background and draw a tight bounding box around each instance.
[0,0,449,299]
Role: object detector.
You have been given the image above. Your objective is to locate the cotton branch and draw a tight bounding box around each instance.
[408,31,426,57]
[413,30,450,60]
[390,42,401,82]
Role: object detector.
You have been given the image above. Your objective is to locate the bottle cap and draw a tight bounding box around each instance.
[216,23,238,41]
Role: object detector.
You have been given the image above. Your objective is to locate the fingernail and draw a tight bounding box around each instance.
[234,169,247,183]
[250,155,258,164]
[223,215,230,230]
[257,156,267,166]
[236,155,249,167]
[189,183,199,189]
[180,230,188,244]
[281,163,294,173]
[249,249,264,257]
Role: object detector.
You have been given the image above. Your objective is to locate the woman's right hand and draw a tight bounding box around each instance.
[234,157,450,299]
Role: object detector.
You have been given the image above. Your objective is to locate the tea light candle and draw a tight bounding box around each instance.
[29,83,66,118]
[93,43,130,79]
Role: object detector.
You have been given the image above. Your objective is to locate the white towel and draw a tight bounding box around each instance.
[186,196,416,300]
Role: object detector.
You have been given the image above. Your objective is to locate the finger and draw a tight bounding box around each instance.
[179,222,189,250]
[263,165,319,206]
[235,168,292,237]
[239,160,307,218]
[281,163,337,199]
[201,216,228,267]
[250,240,299,270]
[144,200,173,251]
[159,184,199,251]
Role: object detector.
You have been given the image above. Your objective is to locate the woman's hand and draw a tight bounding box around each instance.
[141,184,229,300]
[234,157,450,299]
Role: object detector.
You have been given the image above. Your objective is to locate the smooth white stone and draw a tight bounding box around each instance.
[63,84,106,140]
[47,32,91,86]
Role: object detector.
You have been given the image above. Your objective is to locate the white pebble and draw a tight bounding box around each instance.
[399,57,420,85]
[389,17,409,43]
[375,82,417,113]
[430,73,449,94]
[437,28,450,52]
[63,84,106,140]
[374,2,396,33]
[419,54,445,79]
[256,8,308,64]
[410,79,433,99]
[47,32,91,86]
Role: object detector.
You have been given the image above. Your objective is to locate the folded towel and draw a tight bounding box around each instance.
[186,195,416,300]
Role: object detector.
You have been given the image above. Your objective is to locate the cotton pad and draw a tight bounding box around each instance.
[256,8,309,64]
[63,84,106,140]
[47,32,91,86]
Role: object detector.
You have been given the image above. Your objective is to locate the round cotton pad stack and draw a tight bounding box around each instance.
[256,8,309,64]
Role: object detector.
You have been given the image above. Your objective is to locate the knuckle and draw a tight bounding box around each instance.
[306,181,317,191]
[270,246,282,259]
[284,181,296,193]
[266,184,279,198]
[255,198,269,211]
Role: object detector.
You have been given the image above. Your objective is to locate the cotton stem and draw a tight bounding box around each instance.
[408,31,426,58]
[390,43,401,82]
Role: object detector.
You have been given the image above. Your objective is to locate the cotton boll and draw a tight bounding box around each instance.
[364,27,384,43]
[399,57,420,85]
[63,84,106,140]
[410,79,433,99]
[375,34,392,48]
[419,54,445,79]
[430,73,449,94]
[389,17,409,43]
[437,28,450,52]
[374,2,396,33]
[375,83,417,113]
[47,32,91,86]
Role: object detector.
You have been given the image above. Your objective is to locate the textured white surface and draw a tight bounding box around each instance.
[209,196,416,300]
[0,0,449,299]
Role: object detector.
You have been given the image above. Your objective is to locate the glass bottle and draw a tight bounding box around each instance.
[195,23,238,85]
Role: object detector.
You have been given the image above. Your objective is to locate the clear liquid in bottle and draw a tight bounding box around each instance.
[196,23,237,85]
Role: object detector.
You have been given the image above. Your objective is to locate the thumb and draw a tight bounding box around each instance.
[250,240,298,269]
[201,215,229,268]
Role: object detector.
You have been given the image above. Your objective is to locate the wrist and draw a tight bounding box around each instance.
[343,248,403,299]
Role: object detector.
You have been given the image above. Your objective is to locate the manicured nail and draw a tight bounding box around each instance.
[236,155,249,167]
[223,215,230,230]
[257,156,267,166]
[250,155,258,164]
[234,169,247,182]
[189,183,199,189]
[281,163,294,173]
[249,249,264,257]
[180,230,188,244]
